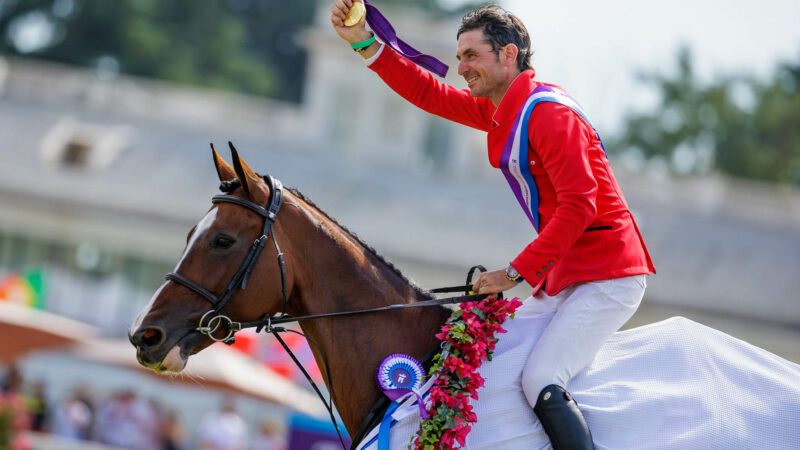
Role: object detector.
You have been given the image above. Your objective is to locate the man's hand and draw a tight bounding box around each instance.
[472,268,519,295]
[330,0,371,44]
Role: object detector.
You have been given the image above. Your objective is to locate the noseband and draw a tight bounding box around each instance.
[165,174,288,344]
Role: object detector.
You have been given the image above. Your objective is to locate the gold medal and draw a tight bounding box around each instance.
[344,1,366,27]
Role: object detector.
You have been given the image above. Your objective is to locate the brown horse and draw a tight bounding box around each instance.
[129,146,450,436]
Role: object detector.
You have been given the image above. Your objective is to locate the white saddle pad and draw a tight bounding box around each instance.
[357,301,800,449]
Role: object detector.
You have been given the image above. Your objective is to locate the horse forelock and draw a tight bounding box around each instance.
[219,179,241,193]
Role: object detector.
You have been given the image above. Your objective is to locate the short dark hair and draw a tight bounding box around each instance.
[457,4,533,72]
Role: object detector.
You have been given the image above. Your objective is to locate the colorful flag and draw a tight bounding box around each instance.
[0,268,46,309]
[229,327,323,383]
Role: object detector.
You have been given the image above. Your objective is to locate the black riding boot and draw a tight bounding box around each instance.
[533,384,595,450]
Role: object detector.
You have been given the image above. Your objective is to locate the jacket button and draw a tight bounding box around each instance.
[536,273,542,277]
[549,261,554,266]
[542,266,548,271]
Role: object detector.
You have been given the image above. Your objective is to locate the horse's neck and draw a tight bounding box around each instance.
[282,196,448,434]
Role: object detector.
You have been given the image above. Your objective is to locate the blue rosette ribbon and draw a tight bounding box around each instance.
[375,354,428,449]
[376,353,428,417]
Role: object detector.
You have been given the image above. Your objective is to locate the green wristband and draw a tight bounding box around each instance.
[350,34,376,50]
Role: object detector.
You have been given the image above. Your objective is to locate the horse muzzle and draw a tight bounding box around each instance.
[130,325,194,373]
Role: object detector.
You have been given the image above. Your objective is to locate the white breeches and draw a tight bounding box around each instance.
[521,275,647,407]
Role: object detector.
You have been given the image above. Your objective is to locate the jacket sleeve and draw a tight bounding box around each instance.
[511,102,598,285]
[368,46,495,131]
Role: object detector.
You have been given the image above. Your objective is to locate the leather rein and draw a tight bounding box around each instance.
[164,174,491,449]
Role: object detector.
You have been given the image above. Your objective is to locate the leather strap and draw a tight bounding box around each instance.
[165,272,219,305]
[165,173,286,345]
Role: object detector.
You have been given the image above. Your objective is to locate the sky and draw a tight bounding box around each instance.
[484,0,800,134]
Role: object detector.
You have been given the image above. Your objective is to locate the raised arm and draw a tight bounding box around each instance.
[330,0,494,131]
[330,0,381,59]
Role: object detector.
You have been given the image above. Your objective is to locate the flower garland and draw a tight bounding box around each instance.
[412,295,522,449]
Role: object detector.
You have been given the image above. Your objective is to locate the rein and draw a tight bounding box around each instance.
[164,174,495,449]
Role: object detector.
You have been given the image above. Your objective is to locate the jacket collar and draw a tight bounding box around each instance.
[492,69,537,125]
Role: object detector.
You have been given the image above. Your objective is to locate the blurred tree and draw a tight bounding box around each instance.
[0,0,308,100]
[0,0,474,102]
[613,47,800,185]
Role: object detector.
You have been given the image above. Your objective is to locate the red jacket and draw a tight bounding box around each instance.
[369,47,655,295]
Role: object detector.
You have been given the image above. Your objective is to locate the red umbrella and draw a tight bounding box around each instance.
[0,302,98,362]
[70,338,327,417]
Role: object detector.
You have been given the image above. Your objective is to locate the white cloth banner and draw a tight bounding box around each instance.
[357,301,800,449]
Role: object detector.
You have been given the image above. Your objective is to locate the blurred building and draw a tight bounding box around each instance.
[0,3,798,363]
[0,4,487,337]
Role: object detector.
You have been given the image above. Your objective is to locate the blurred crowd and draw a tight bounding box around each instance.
[1,364,288,450]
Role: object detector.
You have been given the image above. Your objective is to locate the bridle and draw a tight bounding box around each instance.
[164,173,360,445]
[165,174,288,345]
[165,173,492,345]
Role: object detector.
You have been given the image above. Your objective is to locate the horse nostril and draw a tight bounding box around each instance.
[134,327,166,350]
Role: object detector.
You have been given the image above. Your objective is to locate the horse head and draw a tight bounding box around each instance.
[129,144,293,373]
[129,145,451,432]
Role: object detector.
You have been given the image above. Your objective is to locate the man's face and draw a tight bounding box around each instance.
[456,29,508,98]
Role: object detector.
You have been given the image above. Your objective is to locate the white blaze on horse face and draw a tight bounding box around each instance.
[176,208,218,269]
[130,208,218,336]
[130,283,166,336]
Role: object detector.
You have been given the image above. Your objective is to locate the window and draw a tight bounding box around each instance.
[39,117,131,169]
[62,139,92,167]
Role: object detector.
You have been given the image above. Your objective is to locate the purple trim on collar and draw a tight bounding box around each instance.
[499,116,536,226]
[364,0,449,78]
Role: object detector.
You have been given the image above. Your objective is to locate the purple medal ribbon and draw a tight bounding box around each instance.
[364,0,449,78]
[381,388,428,419]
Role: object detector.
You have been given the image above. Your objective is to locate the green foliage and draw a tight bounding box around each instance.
[0,0,474,102]
[0,0,314,101]
[613,47,800,185]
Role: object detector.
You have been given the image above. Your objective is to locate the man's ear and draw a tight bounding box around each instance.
[501,43,519,68]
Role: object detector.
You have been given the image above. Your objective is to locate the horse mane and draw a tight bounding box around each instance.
[219,178,435,301]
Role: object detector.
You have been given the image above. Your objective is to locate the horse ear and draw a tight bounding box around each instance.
[229,141,261,198]
[211,143,236,182]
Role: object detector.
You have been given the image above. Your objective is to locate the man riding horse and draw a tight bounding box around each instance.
[330,2,656,448]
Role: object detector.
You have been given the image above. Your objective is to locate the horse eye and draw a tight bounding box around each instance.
[212,235,235,249]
